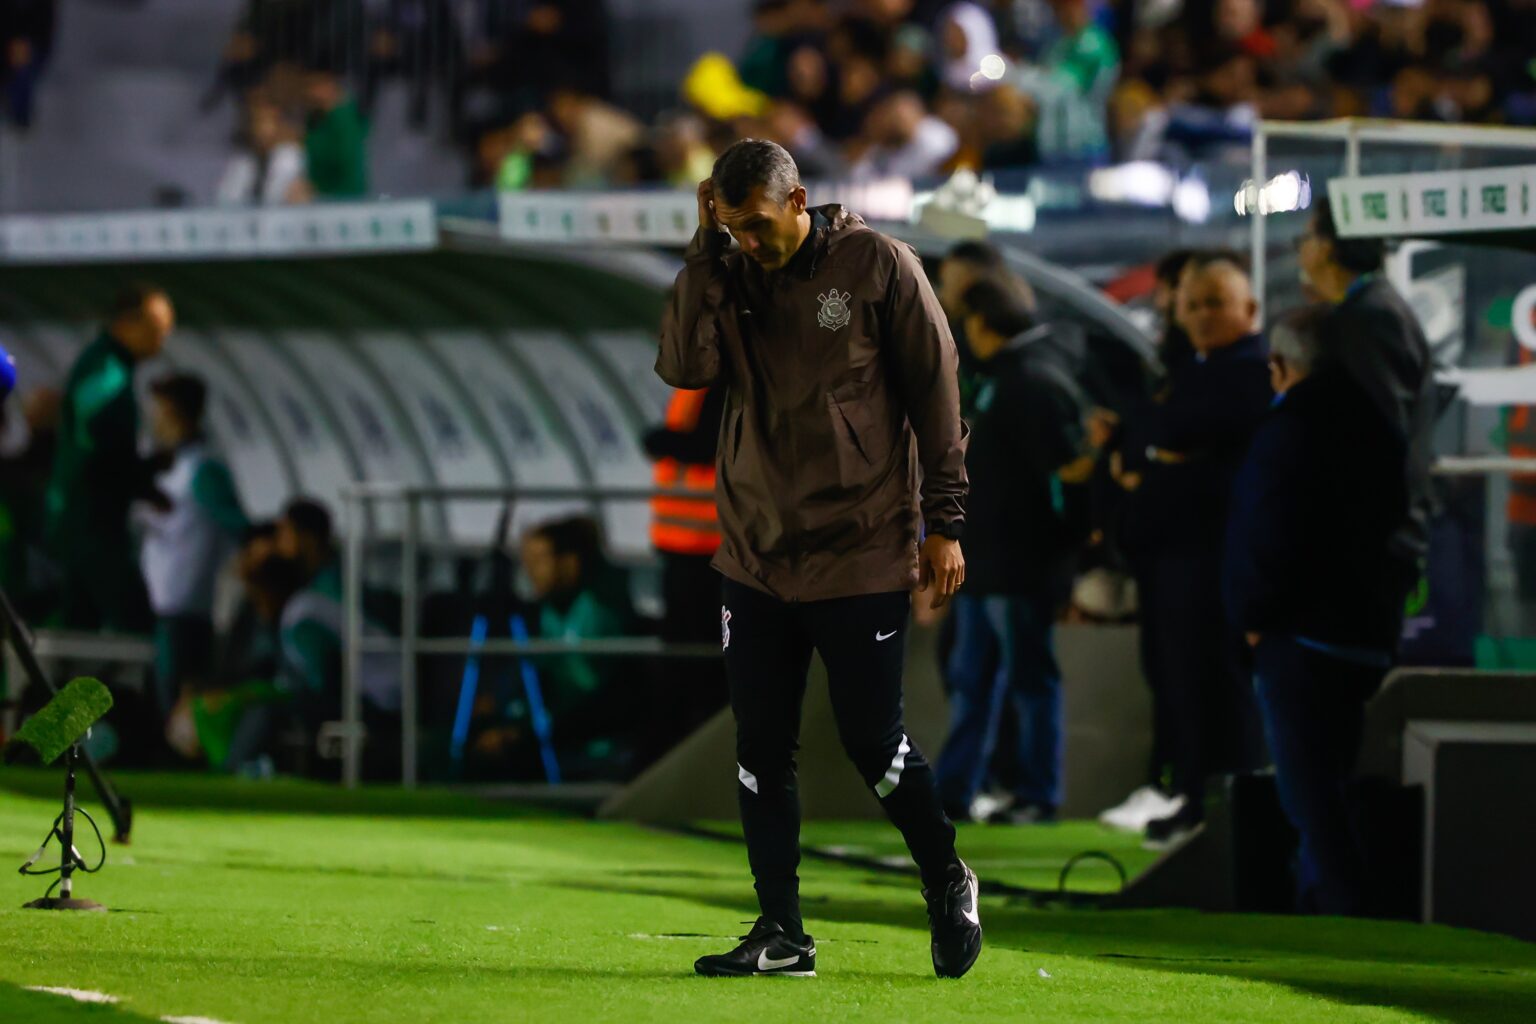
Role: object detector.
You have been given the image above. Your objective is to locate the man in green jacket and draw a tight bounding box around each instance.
[303,67,369,199]
[46,284,174,632]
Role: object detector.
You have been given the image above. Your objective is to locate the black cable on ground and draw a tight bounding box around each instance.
[18,806,109,893]
[653,822,1123,908]
[1057,850,1128,896]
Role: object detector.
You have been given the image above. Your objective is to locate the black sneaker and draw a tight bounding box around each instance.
[925,860,982,979]
[694,917,817,977]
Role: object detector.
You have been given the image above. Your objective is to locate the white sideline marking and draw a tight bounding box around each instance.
[485,925,502,931]
[163,1016,239,1024]
[25,987,120,1004]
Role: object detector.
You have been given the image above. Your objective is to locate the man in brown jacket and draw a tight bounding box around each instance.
[660,139,980,980]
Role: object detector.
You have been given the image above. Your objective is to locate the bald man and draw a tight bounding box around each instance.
[1122,255,1272,849]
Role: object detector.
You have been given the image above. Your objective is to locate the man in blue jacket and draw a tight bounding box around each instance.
[1225,304,1413,915]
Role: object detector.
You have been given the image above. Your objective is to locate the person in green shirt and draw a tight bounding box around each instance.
[302,67,369,199]
[496,517,633,770]
[45,283,174,633]
[1025,0,1120,162]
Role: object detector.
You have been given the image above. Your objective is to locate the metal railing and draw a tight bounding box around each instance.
[338,458,1536,788]
[339,483,721,789]
[1,631,155,740]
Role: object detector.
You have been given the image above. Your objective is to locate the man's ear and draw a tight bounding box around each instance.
[1246,297,1260,328]
[788,185,808,213]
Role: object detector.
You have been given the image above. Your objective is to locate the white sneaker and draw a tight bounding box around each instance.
[970,791,1012,822]
[1099,786,1186,832]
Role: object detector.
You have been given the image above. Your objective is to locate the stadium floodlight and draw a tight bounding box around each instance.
[5,677,115,911]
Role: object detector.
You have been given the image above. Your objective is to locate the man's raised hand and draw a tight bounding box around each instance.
[697,178,718,232]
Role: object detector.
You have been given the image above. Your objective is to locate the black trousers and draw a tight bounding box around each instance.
[722,578,957,939]
[1144,548,1266,812]
[1253,637,1383,915]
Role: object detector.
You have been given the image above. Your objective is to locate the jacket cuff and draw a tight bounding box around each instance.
[925,519,965,541]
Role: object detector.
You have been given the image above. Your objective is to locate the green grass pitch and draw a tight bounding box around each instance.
[0,770,1532,1023]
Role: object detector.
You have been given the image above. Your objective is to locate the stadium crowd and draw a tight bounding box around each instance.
[8,0,1525,198]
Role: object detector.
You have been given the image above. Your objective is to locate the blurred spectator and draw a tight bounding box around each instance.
[818,15,889,140]
[1098,246,1201,833]
[644,386,724,643]
[46,284,174,633]
[521,515,634,687]
[217,91,312,205]
[641,384,728,760]
[476,110,553,190]
[1224,304,1411,915]
[462,0,610,128]
[935,238,1034,318]
[936,2,999,92]
[276,496,339,593]
[739,0,832,97]
[935,277,1095,825]
[1025,0,1119,162]
[163,521,283,768]
[0,386,59,620]
[216,521,283,687]
[849,89,958,179]
[301,65,370,198]
[166,550,301,772]
[1121,255,1270,849]
[545,88,643,187]
[1150,247,1199,376]
[212,0,367,109]
[935,238,1037,411]
[1299,197,1436,570]
[973,82,1037,169]
[760,101,844,178]
[363,0,462,127]
[139,373,249,726]
[653,112,719,189]
[0,0,55,129]
[517,516,635,766]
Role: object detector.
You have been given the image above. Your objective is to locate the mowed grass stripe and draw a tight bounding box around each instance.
[0,773,1531,1023]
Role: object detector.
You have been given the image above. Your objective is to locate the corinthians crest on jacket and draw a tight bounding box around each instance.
[817,289,852,331]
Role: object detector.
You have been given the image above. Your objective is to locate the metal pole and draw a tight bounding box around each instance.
[342,491,365,789]
[1252,126,1268,327]
[1345,120,1362,178]
[58,744,79,900]
[400,494,419,788]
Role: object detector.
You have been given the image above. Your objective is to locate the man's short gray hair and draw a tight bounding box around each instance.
[712,139,801,207]
[1270,303,1330,376]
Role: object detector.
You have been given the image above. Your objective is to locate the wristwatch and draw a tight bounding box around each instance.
[926,520,964,541]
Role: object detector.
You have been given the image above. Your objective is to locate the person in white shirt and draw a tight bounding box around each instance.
[139,374,248,726]
[216,92,311,206]
[850,90,959,181]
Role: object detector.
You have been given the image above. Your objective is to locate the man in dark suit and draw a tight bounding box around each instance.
[1124,255,1272,848]
[1297,197,1437,567]
[1224,304,1415,915]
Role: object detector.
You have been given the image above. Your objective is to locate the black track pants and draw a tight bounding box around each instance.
[721,577,958,940]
